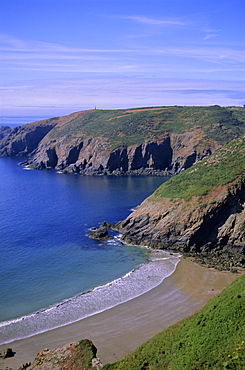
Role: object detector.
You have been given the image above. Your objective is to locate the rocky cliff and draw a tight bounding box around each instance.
[0,106,245,175]
[0,119,57,157]
[115,135,245,270]
[0,126,12,140]
[27,132,210,175]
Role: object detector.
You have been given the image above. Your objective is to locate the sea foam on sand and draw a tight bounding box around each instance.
[0,250,180,345]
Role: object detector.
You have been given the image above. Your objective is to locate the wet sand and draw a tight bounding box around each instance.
[0,258,240,369]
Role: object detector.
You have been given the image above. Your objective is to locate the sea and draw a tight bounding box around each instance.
[0,117,181,345]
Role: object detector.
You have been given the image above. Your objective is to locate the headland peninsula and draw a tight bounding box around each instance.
[0,105,244,369]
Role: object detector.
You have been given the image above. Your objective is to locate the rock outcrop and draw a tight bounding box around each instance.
[0,126,12,140]
[18,133,217,175]
[17,340,102,370]
[114,136,245,271]
[0,119,57,157]
[115,184,245,270]
[0,347,14,359]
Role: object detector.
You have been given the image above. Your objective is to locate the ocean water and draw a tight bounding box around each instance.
[0,116,51,128]
[0,148,180,345]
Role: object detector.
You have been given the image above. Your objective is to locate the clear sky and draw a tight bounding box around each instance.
[0,0,245,117]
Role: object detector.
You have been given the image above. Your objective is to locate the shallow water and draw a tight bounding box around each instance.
[0,155,177,344]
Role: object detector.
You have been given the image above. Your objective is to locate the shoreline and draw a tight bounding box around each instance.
[0,251,179,346]
[0,258,240,369]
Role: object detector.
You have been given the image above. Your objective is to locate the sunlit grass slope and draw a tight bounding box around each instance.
[152,135,245,201]
[45,106,245,149]
[103,274,245,370]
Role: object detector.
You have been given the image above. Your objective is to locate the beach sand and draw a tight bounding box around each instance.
[0,258,240,369]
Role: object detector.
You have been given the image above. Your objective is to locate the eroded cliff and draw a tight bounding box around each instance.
[0,119,58,157]
[115,136,245,270]
[0,106,245,175]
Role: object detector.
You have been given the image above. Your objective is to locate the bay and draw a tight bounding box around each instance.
[0,156,178,343]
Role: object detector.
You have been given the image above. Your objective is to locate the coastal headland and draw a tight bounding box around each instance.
[1,106,245,177]
[0,106,245,368]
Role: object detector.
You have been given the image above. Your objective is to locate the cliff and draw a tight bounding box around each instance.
[1,106,245,175]
[0,126,12,140]
[115,135,245,270]
[0,119,57,157]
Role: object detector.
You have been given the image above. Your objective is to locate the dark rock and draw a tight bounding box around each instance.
[18,362,31,369]
[0,347,14,358]
[0,126,12,140]
[87,227,110,240]
[0,121,57,157]
[114,177,245,271]
[0,116,216,176]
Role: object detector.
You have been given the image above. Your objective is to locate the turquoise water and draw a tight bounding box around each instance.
[0,155,179,344]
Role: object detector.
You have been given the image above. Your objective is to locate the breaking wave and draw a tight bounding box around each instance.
[0,250,180,345]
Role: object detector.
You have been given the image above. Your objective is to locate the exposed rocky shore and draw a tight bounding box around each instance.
[20,133,212,177]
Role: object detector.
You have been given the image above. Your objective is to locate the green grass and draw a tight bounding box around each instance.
[152,136,245,201]
[103,274,245,370]
[46,106,245,150]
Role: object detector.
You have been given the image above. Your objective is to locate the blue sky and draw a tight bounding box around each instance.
[0,0,245,117]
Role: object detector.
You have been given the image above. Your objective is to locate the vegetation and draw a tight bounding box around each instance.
[152,135,245,201]
[103,274,245,369]
[46,106,245,150]
[30,339,97,369]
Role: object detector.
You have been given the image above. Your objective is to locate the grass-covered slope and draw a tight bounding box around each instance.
[103,274,245,370]
[152,134,245,201]
[2,105,245,174]
[45,106,245,149]
[116,135,245,269]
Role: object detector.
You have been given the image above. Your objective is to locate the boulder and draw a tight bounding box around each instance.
[87,227,110,240]
[0,347,14,359]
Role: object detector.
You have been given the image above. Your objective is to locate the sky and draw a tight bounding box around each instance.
[0,0,245,118]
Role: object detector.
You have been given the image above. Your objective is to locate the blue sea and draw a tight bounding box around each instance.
[0,116,51,128]
[0,118,180,345]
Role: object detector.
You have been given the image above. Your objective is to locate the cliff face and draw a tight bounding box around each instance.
[0,126,12,140]
[1,106,245,175]
[116,182,245,250]
[0,119,57,157]
[115,136,245,270]
[27,133,208,175]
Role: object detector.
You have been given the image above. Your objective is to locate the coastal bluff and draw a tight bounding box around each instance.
[114,135,245,271]
[1,106,245,175]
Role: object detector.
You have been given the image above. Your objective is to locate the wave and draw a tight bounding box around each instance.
[0,250,180,345]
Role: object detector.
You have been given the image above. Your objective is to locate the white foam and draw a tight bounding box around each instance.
[0,251,180,345]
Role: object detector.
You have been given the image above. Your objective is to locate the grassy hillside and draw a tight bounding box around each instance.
[103,274,245,370]
[152,134,245,201]
[44,106,245,149]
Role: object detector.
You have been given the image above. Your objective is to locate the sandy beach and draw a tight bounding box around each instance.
[0,258,240,369]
